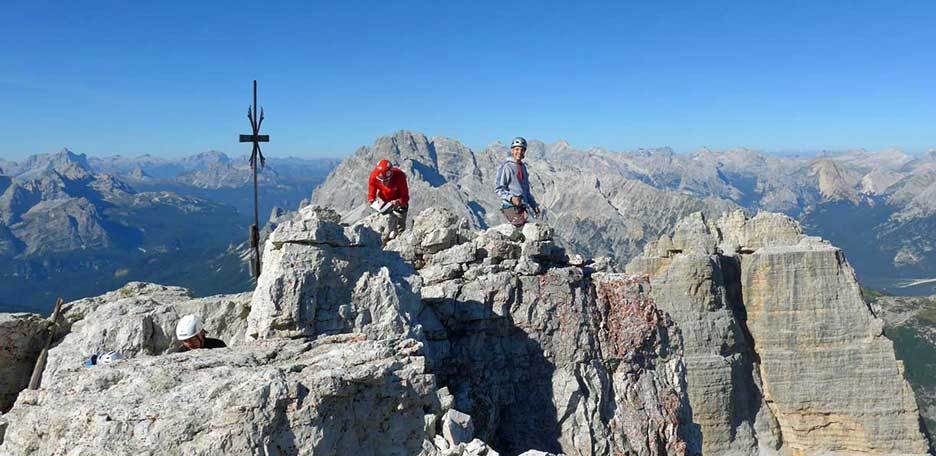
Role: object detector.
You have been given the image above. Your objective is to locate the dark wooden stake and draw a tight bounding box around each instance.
[28,297,65,390]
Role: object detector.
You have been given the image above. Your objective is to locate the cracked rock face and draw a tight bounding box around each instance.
[2,335,437,456]
[399,208,691,456]
[742,243,928,454]
[10,206,922,456]
[628,210,932,455]
[246,206,425,341]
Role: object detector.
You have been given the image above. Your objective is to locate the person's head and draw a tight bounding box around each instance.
[510,137,527,162]
[176,314,206,350]
[375,159,393,182]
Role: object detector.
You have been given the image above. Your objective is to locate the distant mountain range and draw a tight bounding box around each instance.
[6,133,935,312]
[313,131,936,296]
[0,148,337,313]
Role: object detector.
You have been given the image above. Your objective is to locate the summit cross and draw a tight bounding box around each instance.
[240,80,269,279]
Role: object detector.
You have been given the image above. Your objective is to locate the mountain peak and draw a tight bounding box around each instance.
[181,150,231,169]
[13,147,93,181]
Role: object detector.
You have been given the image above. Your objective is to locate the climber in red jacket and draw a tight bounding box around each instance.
[368,159,409,237]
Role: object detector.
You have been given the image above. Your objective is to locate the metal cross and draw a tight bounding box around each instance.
[240,80,269,279]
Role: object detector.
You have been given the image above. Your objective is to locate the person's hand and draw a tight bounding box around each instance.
[510,196,522,207]
[534,207,541,217]
[391,199,401,207]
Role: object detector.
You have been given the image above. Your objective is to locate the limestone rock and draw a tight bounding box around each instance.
[247,207,425,340]
[628,210,932,455]
[489,224,523,242]
[742,243,929,454]
[1,335,437,456]
[43,283,252,386]
[521,223,552,242]
[627,252,775,454]
[428,242,477,266]
[474,229,520,263]
[388,209,691,455]
[442,409,475,446]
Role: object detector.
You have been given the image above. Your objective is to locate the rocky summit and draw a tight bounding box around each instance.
[0,206,931,455]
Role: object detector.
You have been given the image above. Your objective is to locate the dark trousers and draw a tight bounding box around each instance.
[390,206,408,234]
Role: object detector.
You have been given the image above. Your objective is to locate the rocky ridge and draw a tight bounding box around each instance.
[0,206,930,455]
[0,206,692,455]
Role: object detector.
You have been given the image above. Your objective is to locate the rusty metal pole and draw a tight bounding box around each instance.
[240,80,268,279]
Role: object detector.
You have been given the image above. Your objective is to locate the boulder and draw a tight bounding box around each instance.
[247,207,425,340]
[521,223,553,242]
[428,242,477,266]
[473,230,520,263]
[442,409,475,446]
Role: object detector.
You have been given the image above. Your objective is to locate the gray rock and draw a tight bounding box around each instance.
[429,242,478,266]
[42,283,251,386]
[437,386,455,412]
[1,335,437,456]
[423,267,690,455]
[587,256,616,273]
[628,210,932,455]
[420,264,464,285]
[627,252,773,455]
[247,208,425,340]
[513,255,543,275]
[521,223,553,242]
[442,409,475,446]
[742,243,929,454]
[490,224,523,242]
[474,230,520,262]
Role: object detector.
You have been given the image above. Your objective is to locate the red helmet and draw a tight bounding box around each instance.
[375,160,393,181]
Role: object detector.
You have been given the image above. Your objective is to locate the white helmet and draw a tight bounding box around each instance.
[99,351,125,365]
[176,314,203,340]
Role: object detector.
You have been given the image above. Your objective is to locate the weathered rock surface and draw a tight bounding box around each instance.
[400,209,691,456]
[2,335,438,455]
[6,205,927,455]
[1,206,690,456]
[0,282,253,417]
[0,314,48,412]
[628,209,932,455]
[41,282,251,386]
[246,206,425,341]
[743,242,927,454]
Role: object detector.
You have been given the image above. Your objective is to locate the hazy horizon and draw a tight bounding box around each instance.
[3,135,933,164]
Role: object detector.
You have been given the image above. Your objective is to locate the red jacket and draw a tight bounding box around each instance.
[368,167,409,206]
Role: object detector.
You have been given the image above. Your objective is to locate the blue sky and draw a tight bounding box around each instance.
[2,1,935,159]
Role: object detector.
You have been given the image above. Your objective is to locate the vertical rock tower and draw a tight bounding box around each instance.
[628,210,931,455]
